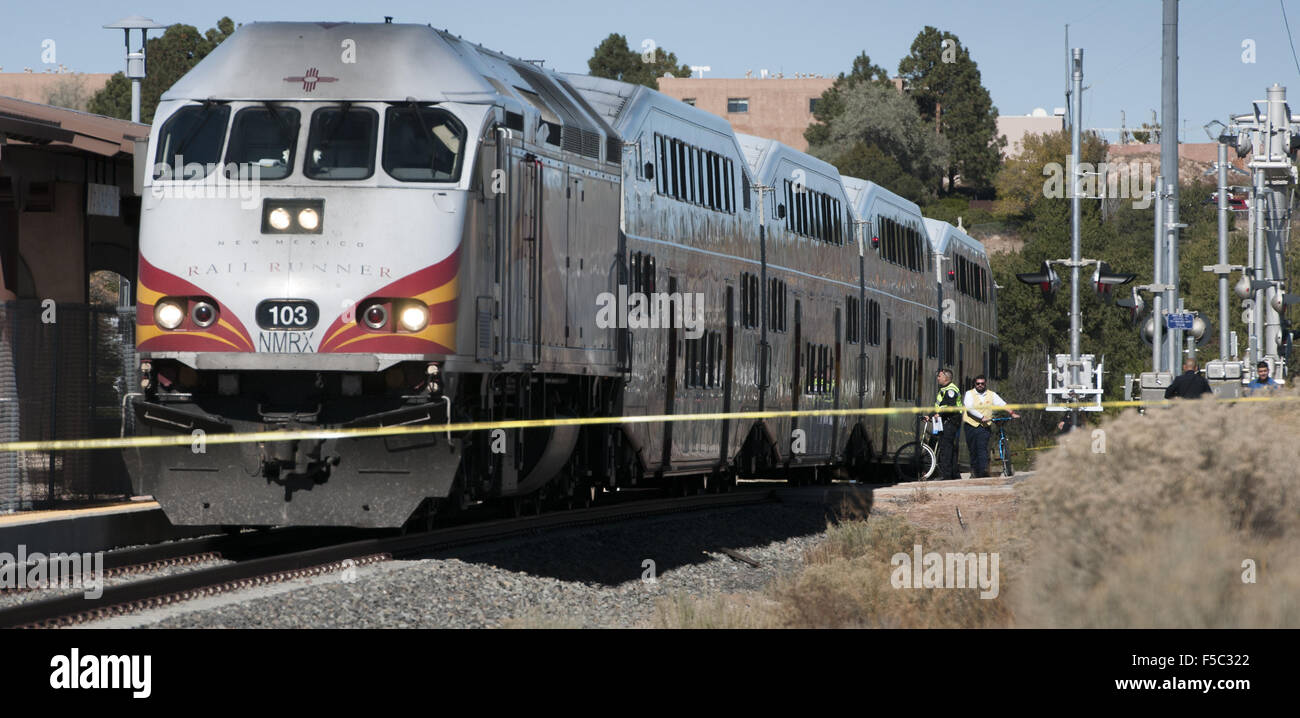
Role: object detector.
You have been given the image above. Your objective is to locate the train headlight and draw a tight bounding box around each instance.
[362,304,388,330]
[155,300,185,330]
[297,208,319,231]
[191,300,218,328]
[268,207,292,231]
[398,303,429,332]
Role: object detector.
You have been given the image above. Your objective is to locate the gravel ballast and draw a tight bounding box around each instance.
[87,502,835,629]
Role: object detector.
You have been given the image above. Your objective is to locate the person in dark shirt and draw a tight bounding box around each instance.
[1164,358,1213,399]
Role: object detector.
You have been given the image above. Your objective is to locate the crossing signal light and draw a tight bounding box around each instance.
[1114,286,1145,323]
[1092,262,1136,299]
[1016,261,1061,298]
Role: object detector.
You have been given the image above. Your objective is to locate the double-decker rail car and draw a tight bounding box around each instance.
[840,177,941,459]
[922,218,1003,390]
[126,21,998,529]
[728,134,860,479]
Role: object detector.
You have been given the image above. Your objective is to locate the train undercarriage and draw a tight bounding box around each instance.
[127,363,874,529]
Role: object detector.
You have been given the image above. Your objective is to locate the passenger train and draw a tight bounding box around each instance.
[126,21,1000,528]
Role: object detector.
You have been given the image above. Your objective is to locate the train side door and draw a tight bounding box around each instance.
[565,172,582,348]
[512,152,541,364]
[538,164,568,352]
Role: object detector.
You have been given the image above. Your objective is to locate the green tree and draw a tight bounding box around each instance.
[897,27,1004,194]
[993,128,1108,219]
[587,33,690,90]
[88,18,236,123]
[804,52,893,148]
[807,80,949,200]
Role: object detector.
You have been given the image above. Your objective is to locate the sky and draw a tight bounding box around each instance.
[4,0,1300,140]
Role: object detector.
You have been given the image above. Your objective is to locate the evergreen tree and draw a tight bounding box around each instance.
[587,33,690,90]
[897,27,1004,194]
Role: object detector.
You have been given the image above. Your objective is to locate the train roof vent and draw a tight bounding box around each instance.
[510,61,598,134]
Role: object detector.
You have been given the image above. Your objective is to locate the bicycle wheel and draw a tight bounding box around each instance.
[999,434,1015,477]
[894,441,937,482]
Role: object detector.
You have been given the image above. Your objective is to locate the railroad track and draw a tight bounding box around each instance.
[0,488,777,628]
[0,526,373,600]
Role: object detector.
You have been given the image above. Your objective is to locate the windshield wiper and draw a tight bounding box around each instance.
[405,101,440,179]
[262,101,296,146]
[317,101,353,149]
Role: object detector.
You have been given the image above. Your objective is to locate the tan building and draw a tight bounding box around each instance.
[0,72,113,111]
[658,77,835,152]
[997,109,1065,157]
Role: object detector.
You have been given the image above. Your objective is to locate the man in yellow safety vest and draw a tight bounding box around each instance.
[963,375,1019,478]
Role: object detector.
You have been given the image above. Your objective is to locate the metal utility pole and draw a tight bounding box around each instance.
[1069,48,1083,428]
[1216,142,1230,358]
[1160,0,1181,370]
[1152,175,1164,372]
[1021,46,1135,419]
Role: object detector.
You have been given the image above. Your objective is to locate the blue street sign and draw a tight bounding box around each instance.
[1166,313,1195,330]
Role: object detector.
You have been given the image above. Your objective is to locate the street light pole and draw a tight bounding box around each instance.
[104,16,165,310]
[104,17,166,124]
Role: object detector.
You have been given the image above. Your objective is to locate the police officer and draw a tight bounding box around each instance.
[930,368,962,480]
[1164,357,1212,399]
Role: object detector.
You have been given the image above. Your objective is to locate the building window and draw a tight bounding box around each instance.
[727,98,749,113]
[809,98,820,114]
[682,98,696,107]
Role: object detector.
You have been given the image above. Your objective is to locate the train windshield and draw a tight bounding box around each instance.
[305,106,378,180]
[153,104,231,180]
[224,106,300,180]
[382,105,466,182]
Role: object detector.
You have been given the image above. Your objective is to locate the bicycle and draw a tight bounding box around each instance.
[893,415,938,481]
[990,416,1015,477]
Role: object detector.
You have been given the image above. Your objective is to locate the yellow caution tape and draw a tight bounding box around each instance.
[0,394,1294,453]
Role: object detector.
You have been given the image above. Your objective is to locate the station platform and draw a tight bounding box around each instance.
[0,498,209,555]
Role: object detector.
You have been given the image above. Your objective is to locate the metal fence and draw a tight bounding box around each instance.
[0,302,138,513]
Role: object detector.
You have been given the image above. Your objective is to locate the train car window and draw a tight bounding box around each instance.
[305,106,377,180]
[926,317,938,358]
[944,326,955,365]
[677,140,688,201]
[154,104,231,180]
[382,106,466,182]
[717,155,728,212]
[845,296,859,344]
[722,162,733,215]
[225,106,299,181]
[693,148,703,205]
[655,134,666,194]
[742,169,751,211]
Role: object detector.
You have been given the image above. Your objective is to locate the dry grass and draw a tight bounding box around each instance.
[652,593,781,629]
[1013,396,1300,628]
[654,395,1300,628]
